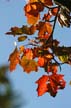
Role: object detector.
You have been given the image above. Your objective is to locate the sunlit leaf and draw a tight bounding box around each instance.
[24,48,33,60]
[36,75,49,96]
[25,13,40,25]
[37,22,52,36]
[38,57,45,67]
[20,56,38,73]
[8,48,20,71]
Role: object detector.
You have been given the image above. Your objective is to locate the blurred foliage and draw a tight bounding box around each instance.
[0,65,25,108]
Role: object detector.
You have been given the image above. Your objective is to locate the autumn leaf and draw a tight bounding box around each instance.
[20,56,38,73]
[37,22,52,36]
[47,64,58,74]
[41,0,53,6]
[36,75,49,96]
[18,36,27,42]
[25,13,40,25]
[24,48,33,60]
[51,7,58,16]
[8,48,20,71]
[43,12,52,21]
[6,27,23,36]
[21,25,36,35]
[19,46,25,54]
[24,2,44,25]
[58,55,68,63]
[38,57,45,67]
[36,74,66,97]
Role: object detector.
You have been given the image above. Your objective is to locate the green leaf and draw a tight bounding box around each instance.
[18,36,27,42]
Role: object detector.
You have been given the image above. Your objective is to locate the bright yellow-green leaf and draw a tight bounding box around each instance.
[58,55,68,63]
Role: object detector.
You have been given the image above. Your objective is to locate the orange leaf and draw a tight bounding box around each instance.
[20,56,38,73]
[8,48,20,71]
[26,13,40,25]
[43,13,52,21]
[37,22,52,36]
[24,48,33,60]
[29,0,53,6]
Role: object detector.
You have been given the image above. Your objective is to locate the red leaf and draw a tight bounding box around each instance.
[38,57,45,67]
[51,8,58,16]
[36,75,49,96]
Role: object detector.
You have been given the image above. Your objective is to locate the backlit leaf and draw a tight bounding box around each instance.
[8,48,20,71]
[37,22,52,36]
[25,13,40,25]
[58,55,68,63]
[20,56,38,73]
[36,75,49,96]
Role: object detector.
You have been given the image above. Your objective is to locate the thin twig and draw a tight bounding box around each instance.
[38,0,58,9]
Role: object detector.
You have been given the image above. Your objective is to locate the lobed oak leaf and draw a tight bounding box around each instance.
[20,56,38,73]
[8,48,20,71]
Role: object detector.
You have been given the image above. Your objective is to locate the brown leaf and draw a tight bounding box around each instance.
[37,22,52,36]
[6,27,23,36]
[8,48,20,71]
[18,36,27,42]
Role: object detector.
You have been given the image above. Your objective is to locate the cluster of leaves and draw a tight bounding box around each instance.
[6,0,71,97]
